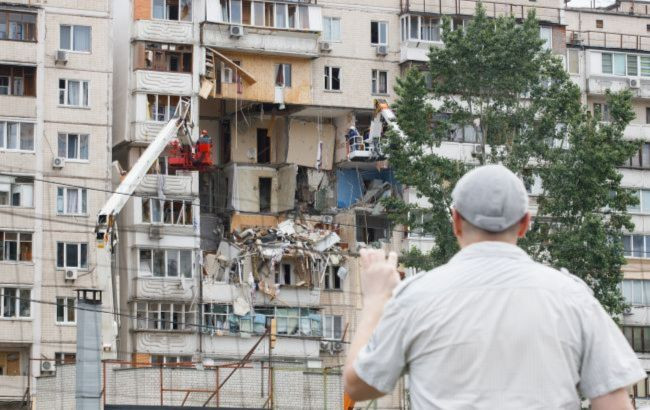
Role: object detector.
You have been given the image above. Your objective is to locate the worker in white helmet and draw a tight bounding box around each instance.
[344,164,644,409]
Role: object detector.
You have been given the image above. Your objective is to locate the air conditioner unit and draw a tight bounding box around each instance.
[56,50,68,64]
[319,340,331,352]
[319,41,332,52]
[629,77,641,89]
[41,360,56,373]
[149,225,163,240]
[376,45,388,56]
[65,269,78,281]
[332,341,344,352]
[571,32,583,44]
[472,144,484,155]
[52,157,65,169]
[229,25,244,38]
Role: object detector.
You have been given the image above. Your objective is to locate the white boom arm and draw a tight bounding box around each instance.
[374,99,408,141]
[95,100,191,359]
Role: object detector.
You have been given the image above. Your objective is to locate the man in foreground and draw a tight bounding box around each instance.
[344,164,644,409]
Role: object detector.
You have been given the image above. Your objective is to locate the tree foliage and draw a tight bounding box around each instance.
[384,4,639,313]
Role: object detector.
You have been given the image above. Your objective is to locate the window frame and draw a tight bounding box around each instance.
[55,297,76,324]
[56,242,88,269]
[0,66,36,97]
[622,326,650,353]
[140,42,193,73]
[56,187,88,215]
[0,121,35,152]
[135,302,195,331]
[0,11,37,42]
[58,79,90,108]
[322,314,342,340]
[322,16,341,42]
[152,0,192,22]
[138,248,194,278]
[323,265,342,290]
[141,197,194,225]
[370,20,388,46]
[371,69,388,95]
[323,65,341,91]
[0,287,31,319]
[59,24,92,53]
[274,63,292,88]
[0,176,34,208]
[57,133,89,161]
[0,231,32,262]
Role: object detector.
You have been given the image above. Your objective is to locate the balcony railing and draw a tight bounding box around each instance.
[568,30,650,52]
[400,0,564,25]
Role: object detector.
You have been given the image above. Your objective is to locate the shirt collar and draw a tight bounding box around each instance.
[448,241,532,264]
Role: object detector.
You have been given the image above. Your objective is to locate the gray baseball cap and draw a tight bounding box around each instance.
[451,164,529,232]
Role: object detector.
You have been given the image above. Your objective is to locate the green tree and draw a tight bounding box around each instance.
[385,4,638,313]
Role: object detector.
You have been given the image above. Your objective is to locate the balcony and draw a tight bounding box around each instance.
[136,173,198,197]
[132,277,196,301]
[201,332,319,358]
[568,30,650,52]
[133,20,194,44]
[134,331,198,354]
[202,283,320,307]
[586,76,650,98]
[0,375,28,399]
[1,40,37,64]
[133,70,193,95]
[131,121,166,143]
[625,124,650,140]
[202,23,320,57]
[1,96,36,119]
[0,321,32,343]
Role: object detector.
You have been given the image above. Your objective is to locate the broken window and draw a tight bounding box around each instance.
[256,128,270,163]
[0,65,35,96]
[142,198,193,225]
[137,42,192,73]
[355,213,390,244]
[324,66,341,91]
[136,302,194,331]
[259,177,272,212]
[153,0,191,21]
[323,265,341,290]
[274,63,292,87]
[371,69,388,94]
[370,21,387,45]
[0,231,32,262]
[0,11,36,41]
[147,94,181,122]
[274,262,294,285]
[0,176,34,207]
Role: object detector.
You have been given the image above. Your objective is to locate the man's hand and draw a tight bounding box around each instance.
[359,249,400,302]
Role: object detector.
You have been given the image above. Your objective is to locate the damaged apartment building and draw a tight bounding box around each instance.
[108,0,405,382]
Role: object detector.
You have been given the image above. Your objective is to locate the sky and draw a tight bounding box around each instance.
[566,0,616,7]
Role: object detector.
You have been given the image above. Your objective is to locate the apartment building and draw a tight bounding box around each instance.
[0,0,113,406]
[562,1,650,406]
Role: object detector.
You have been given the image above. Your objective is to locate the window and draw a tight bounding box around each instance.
[274,63,291,87]
[146,94,181,122]
[54,352,76,365]
[623,234,650,258]
[58,79,89,107]
[625,143,650,169]
[203,305,321,337]
[220,1,307,28]
[371,21,387,45]
[622,326,650,352]
[539,27,552,50]
[1,288,30,318]
[137,42,192,73]
[0,121,34,151]
[259,177,272,212]
[323,265,342,290]
[142,198,193,225]
[601,52,650,77]
[0,176,33,207]
[59,25,91,52]
[621,279,650,306]
[593,103,610,122]
[322,315,342,340]
[135,302,195,331]
[322,17,341,42]
[138,248,193,278]
[56,297,75,323]
[0,65,35,96]
[324,66,341,91]
[203,304,231,332]
[356,213,390,243]
[56,242,88,269]
[256,128,270,163]
[633,374,650,399]
[371,69,388,94]
[151,355,193,365]
[567,49,579,74]
[0,12,36,41]
[0,232,32,262]
[152,0,192,21]
[56,187,87,215]
[57,133,88,160]
[626,189,650,214]
[596,19,603,28]
[408,211,434,238]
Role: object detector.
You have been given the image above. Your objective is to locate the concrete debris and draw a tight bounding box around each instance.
[233,297,250,316]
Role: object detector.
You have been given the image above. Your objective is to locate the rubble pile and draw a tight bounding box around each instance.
[204,219,347,300]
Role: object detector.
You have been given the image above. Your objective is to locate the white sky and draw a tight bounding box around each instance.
[566,0,616,7]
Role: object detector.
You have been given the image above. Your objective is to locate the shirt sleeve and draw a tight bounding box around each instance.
[578,294,646,399]
[353,297,410,394]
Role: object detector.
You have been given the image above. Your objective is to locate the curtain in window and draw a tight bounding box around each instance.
[80,135,89,159]
[58,134,67,157]
[613,54,626,76]
[82,82,89,107]
[73,26,91,51]
[68,134,78,159]
[180,250,192,278]
[66,189,78,213]
[19,123,33,151]
[153,0,165,19]
[299,6,309,29]
[60,25,71,49]
[7,122,18,149]
[67,81,79,106]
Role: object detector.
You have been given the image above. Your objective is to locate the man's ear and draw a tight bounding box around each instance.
[517,213,531,238]
[452,209,463,238]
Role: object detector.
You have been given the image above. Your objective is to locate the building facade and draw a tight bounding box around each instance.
[0,0,113,405]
